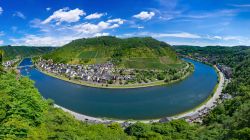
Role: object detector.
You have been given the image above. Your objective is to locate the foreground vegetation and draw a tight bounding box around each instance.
[0,71,131,139]
[0,45,249,139]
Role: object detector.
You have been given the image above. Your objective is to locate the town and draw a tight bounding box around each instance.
[179,54,233,79]
[2,58,20,68]
[35,58,193,87]
[36,59,135,85]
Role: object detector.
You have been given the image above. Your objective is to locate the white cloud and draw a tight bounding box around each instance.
[11,35,72,46]
[155,0,178,9]
[12,18,124,46]
[0,40,3,45]
[0,7,3,15]
[182,9,239,20]
[11,26,18,33]
[219,36,248,43]
[206,35,248,43]
[119,32,201,40]
[10,32,111,47]
[72,19,124,35]
[229,4,250,7]
[42,7,85,25]
[13,11,26,19]
[153,32,201,38]
[0,31,4,36]
[85,13,105,19]
[124,32,200,39]
[46,7,51,11]
[120,32,250,46]
[133,11,155,20]
[94,32,110,37]
[107,18,125,24]
[168,34,250,46]
[212,36,223,40]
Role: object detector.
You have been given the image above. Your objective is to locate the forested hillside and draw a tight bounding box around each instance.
[175,46,250,139]
[174,45,250,67]
[44,36,181,69]
[0,46,55,61]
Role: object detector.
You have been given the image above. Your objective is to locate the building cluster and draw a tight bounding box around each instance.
[184,106,213,123]
[183,55,233,79]
[184,91,233,123]
[217,64,233,79]
[37,59,134,84]
[2,59,19,68]
[197,57,232,79]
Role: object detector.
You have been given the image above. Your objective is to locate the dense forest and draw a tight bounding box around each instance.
[0,46,250,139]
[43,36,181,70]
[174,45,250,67]
[175,45,250,139]
[0,46,55,61]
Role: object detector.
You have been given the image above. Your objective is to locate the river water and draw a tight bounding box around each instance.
[20,58,217,120]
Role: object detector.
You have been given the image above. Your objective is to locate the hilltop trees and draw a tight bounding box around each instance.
[43,36,181,70]
[0,50,3,64]
[125,120,200,139]
[0,50,4,71]
[0,46,55,61]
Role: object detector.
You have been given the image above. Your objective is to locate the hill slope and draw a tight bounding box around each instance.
[0,46,55,61]
[44,36,182,69]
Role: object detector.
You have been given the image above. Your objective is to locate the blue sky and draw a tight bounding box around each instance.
[0,0,250,46]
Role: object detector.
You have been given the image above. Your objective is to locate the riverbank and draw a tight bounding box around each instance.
[35,62,193,89]
[170,66,224,120]
[52,65,225,124]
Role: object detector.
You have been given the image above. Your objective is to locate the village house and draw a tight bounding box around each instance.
[37,59,135,84]
[2,59,19,68]
[217,64,232,79]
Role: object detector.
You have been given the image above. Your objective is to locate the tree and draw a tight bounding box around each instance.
[0,50,4,64]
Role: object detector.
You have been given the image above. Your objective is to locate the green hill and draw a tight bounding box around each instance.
[174,45,250,67]
[43,36,182,69]
[0,46,55,61]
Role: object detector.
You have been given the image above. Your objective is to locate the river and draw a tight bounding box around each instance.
[19,58,217,120]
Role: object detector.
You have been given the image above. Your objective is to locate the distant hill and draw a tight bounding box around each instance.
[0,46,56,60]
[174,45,250,67]
[43,36,182,69]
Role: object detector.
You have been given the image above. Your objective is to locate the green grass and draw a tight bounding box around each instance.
[79,51,97,58]
[123,58,164,69]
